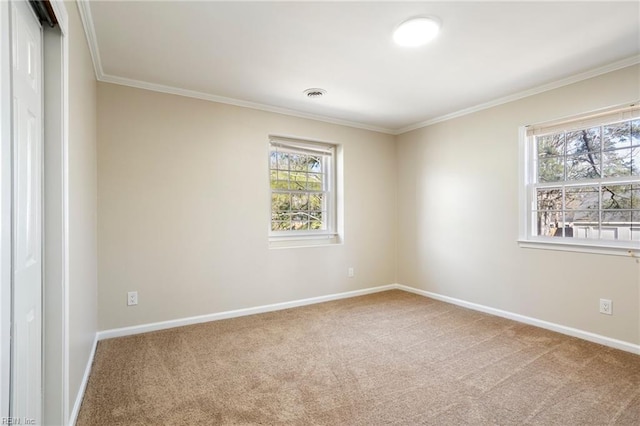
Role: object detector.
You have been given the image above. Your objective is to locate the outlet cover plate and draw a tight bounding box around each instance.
[599,298,612,315]
[128,291,138,306]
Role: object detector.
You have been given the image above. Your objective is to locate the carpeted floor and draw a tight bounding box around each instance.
[76,290,640,425]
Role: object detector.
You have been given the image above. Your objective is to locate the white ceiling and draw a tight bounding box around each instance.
[83,1,640,134]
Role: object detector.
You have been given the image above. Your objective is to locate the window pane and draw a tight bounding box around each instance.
[603,121,631,150]
[602,210,631,223]
[566,210,598,239]
[276,170,290,182]
[537,133,564,158]
[565,210,598,224]
[307,173,323,191]
[291,213,308,230]
[632,146,640,176]
[556,225,574,237]
[632,211,640,241]
[291,193,308,210]
[601,210,632,241]
[277,152,289,169]
[565,186,599,211]
[566,154,600,180]
[309,211,324,222]
[309,210,325,231]
[289,153,308,171]
[526,113,639,249]
[272,215,291,231]
[566,127,600,155]
[272,193,291,212]
[602,148,632,178]
[310,220,324,230]
[632,119,640,146]
[308,156,322,172]
[269,139,335,237]
[273,181,289,190]
[271,211,289,220]
[536,188,562,210]
[309,194,324,211]
[601,185,632,209]
[289,171,306,191]
[536,211,563,236]
[571,225,598,239]
[537,157,564,183]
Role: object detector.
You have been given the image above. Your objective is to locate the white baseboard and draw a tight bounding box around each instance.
[96,282,640,355]
[68,333,98,426]
[97,284,397,341]
[77,281,637,425]
[396,284,640,355]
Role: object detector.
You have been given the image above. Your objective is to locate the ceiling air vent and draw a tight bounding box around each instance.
[304,88,326,98]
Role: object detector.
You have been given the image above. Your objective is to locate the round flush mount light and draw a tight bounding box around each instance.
[393,16,441,47]
[303,88,326,98]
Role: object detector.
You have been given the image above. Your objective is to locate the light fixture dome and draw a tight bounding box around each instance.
[393,16,441,47]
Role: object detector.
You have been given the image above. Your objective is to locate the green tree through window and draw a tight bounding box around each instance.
[269,137,336,236]
[529,111,639,244]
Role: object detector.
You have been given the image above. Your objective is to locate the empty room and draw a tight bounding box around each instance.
[1,1,639,425]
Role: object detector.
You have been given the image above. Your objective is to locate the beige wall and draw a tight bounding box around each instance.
[397,65,640,345]
[68,1,98,418]
[97,62,638,346]
[97,83,397,330]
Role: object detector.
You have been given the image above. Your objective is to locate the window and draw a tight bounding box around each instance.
[520,104,640,253]
[269,136,338,246]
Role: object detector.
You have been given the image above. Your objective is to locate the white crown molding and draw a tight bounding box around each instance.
[76,0,393,134]
[395,55,640,135]
[76,2,640,137]
[98,72,396,134]
[76,0,104,81]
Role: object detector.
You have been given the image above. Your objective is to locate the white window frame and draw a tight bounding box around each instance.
[519,103,640,256]
[268,136,339,248]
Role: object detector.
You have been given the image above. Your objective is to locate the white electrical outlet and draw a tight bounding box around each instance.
[599,298,612,315]
[348,267,354,278]
[127,291,138,306]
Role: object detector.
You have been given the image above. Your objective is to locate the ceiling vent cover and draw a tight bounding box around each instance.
[304,88,326,98]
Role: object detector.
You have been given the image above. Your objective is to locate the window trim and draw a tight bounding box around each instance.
[518,103,640,257]
[268,135,340,248]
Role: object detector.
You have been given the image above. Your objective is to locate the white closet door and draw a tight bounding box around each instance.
[11,0,43,423]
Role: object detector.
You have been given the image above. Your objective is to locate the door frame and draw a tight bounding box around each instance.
[42,1,69,424]
[0,0,13,418]
[0,0,69,423]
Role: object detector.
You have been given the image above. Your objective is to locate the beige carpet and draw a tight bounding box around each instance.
[76,290,640,425]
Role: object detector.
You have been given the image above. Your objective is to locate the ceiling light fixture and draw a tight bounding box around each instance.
[304,88,326,98]
[393,16,441,47]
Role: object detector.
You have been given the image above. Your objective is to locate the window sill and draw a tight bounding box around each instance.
[269,233,341,249]
[518,238,639,257]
